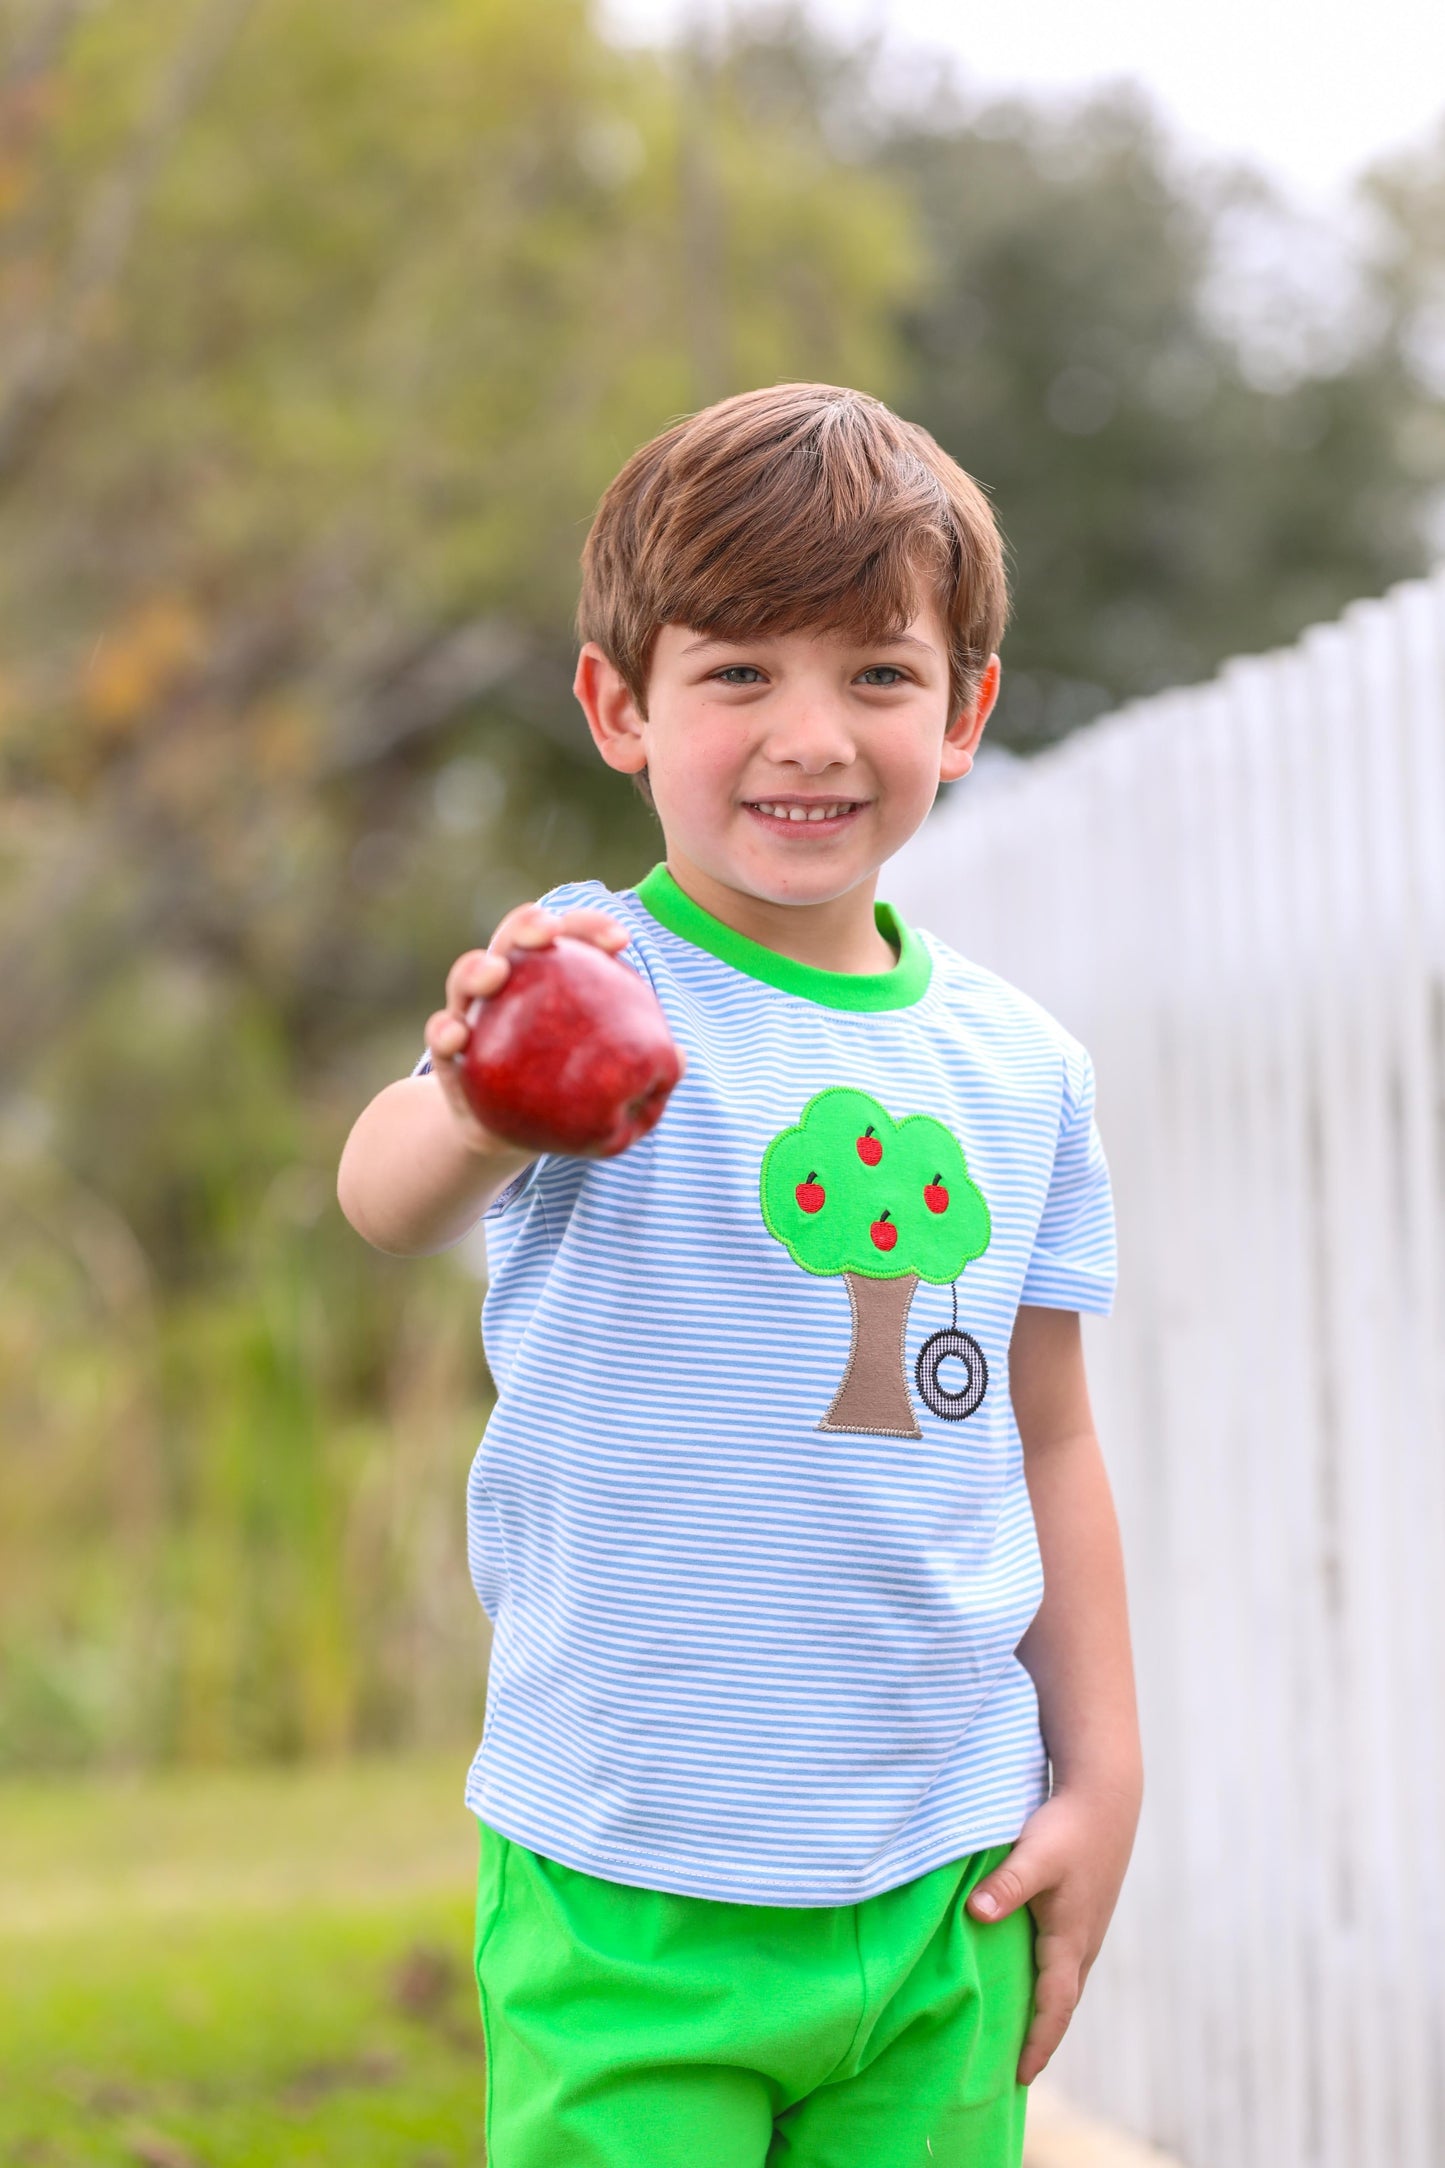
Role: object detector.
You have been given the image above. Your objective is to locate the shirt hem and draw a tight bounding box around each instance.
[462,1787,1034,1907]
[1018,1272,1115,1316]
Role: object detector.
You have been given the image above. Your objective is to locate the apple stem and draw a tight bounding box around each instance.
[807,1170,816,1184]
[879,1209,891,1221]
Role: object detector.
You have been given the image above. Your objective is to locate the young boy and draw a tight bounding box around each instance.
[337,383,1142,2167]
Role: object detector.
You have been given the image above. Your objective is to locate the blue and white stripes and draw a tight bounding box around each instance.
[419,874,1116,1904]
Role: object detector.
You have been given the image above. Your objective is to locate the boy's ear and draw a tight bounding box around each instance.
[940,654,1001,784]
[574,642,649,775]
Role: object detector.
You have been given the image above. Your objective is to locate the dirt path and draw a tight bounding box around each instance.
[1026,2086,1186,2168]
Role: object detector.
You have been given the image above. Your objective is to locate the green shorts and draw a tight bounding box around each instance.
[473,1820,1035,2167]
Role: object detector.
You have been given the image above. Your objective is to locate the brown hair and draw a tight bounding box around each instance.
[577,382,1008,720]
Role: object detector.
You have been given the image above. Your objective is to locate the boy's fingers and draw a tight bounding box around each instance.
[450,910,628,1015]
[421,1011,491,1122]
[494,905,630,954]
[552,908,631,949]
[1017,1949,1082,2085]
[472,904,555,968]
[424,1008,471,1064]
[491,901,624,955]
[1017,2007,1070,2085]
[444,947,511,1011]
[967,1845,1048,1922]
[434,909,637,1078]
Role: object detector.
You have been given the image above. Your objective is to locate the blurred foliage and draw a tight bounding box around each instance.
[718,15,1438,742]
[889,96,1429,742]
[0,0,1440,1770]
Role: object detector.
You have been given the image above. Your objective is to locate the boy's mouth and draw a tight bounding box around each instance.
[743,798,867,831]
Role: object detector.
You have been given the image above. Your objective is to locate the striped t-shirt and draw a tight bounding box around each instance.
[416,862,1116,1906]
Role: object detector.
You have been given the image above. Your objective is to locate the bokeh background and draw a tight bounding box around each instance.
[2,2,1442,2162]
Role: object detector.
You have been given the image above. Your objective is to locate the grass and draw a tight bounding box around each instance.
[0,1753,489,2167]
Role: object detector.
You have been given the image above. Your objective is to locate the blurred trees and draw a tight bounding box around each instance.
[0,0,912,1081]
[0,0,1440,1769]
[0,0,914,1768]
[887,93,1430,743]
[718,15,1438,742]
[1362,117,1445,502]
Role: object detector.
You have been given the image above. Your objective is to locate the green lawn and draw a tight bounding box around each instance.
[0,1755,489,2167]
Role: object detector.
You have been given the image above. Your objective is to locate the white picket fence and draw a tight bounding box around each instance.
[888,570,1445,2168]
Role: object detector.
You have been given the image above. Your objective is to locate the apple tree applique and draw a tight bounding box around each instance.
[759,1087,992,1439]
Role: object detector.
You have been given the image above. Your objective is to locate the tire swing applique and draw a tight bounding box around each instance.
[759,1087,991,1439]
[915,1282,989,1422]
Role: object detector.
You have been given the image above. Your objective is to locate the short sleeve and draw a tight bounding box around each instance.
[1019,1041,1118,1316]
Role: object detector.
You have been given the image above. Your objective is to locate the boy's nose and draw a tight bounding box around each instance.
[762,701,858,774]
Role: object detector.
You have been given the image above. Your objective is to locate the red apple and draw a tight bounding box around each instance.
[795,1173,826,1214]
[924,1176,949,1214]
[856,1126,883,1166]
[458,935,682,1158]
[869,1213,897,1252]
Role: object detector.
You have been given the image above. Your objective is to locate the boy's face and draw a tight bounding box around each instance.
[575,599,999,913]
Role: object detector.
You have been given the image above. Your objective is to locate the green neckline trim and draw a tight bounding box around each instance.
[633,864,932,1012]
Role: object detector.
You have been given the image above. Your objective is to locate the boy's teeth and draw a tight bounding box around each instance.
[755,802,854,821]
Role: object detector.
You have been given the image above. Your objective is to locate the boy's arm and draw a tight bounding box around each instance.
[967,1301,1143,2084]
[337,1072,535,1255]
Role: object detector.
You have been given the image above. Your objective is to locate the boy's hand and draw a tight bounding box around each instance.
[423,904,635,1151]
[966,1780,1139,2085]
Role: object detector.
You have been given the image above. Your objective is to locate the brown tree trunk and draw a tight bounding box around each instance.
[819,1271,920,1439]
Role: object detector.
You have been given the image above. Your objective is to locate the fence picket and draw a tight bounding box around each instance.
[887,570,1445,2168]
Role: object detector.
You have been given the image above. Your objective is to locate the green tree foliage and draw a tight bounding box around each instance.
[760,1088,988,1283]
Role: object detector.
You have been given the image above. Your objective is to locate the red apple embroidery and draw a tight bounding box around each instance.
[869,1209,897,1252]
[924,1173,949,1214]
[795,1172,825,1214]
[856,1125,883,1166]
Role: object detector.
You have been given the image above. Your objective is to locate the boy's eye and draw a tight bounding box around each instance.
[712,665,765,686]
[857,665,907,687]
